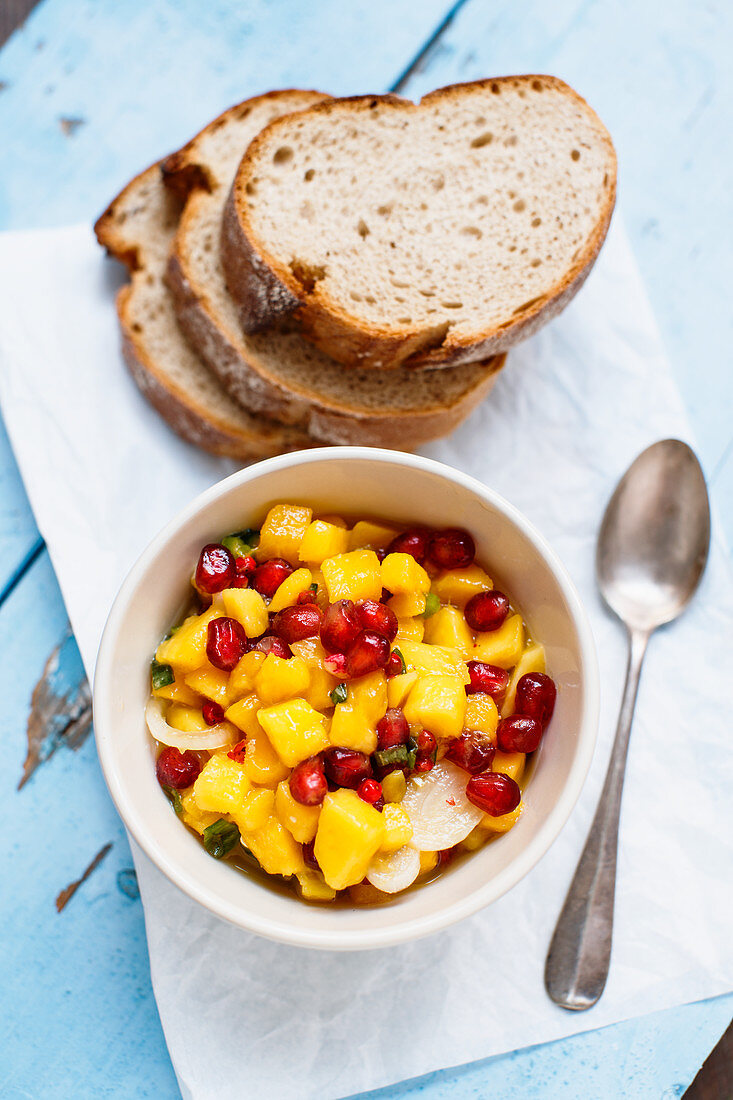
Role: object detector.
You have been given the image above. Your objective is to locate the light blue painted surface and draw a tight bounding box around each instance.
[0,1,730,1098]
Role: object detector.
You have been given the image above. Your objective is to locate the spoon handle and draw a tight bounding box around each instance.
[544,627,649,1010]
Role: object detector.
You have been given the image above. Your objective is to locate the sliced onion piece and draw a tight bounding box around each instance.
[145,697,236,751]
[366,845,420,894]
[402,760,485,851]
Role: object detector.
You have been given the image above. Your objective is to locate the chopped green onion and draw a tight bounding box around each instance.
[422,592,441,618]
[373,745,408,768]
[203,819,240,859]
[391,646,406,675]
[221,534,252,559]
[242,528,260,547]
[330,683,348,706]
[405,736,418,771]
[151,659,175,689]
[163,787,183,814]
[309,582,319,593]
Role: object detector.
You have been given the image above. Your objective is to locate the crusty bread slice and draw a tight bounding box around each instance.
[164,92,505,447]
[94,164,312,460]
[222,76,616,370]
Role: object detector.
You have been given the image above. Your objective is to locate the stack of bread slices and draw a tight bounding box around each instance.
[95,78,616,461]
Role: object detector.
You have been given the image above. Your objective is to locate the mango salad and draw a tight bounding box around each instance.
[147,505,557,904]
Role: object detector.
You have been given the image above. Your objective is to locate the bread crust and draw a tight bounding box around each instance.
[222,76,617,370]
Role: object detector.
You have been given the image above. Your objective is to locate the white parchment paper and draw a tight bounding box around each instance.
[0,219,731,1100]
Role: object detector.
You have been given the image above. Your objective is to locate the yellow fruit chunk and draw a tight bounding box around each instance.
[242,814,304,877]
[389,591,427,617]
[192,752,251,814]
[180,792,220,835]
[321,548,382,603]
[153,680,200,706]
[329,702,376,754]
[184,664,231,707]
[314,789,385,890]
[381,552,430,595]
[473,614,525,670]
[380,804,413,853]
[243,729,290,786]
[155,608,221,673]
[227,651,266,701]
[382,770,407,803]
[395,617,425,643]
[275,780,321,843]
[502,642,546,717]
[387,670,418,709]
[224,693,261,735]
[492,751,525,783]
[254,654,311,706]
[297,870,337,901]
[268,567,313,612]
[221,587,269,636]
[464,692,499,741]
[431,564,493,607]
[258,698,329,766]
[419,851,438,874]
[403,674,466,739]
[350,671,387,724]
[481,803,523,833]
[423,605,474,656]
[290,638,339,709]
[257,503,312,565]
[299,520,349,565]
[348,520,399,551]
[319,514,348,528]
[231,788,275,833]
[167,704,209,733]
[398,641,470,683]
[459,825,487,851]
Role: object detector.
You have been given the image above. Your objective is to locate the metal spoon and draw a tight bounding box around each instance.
[545,439,710,1010]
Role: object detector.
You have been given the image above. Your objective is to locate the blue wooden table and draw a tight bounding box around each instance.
[1,2,731,1097]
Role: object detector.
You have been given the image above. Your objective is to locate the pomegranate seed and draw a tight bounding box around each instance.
[296,589,318,605]
[322,747,373,789]
[320,599,360,653]
[252,634,292,659]
[355,599,398,642]
[414,754,434,773]
[194,544,235,594]
[466,772,521,816]
[202,700,225,726]
[289,757,328,805]
[387,528,430,564]
[496,715,543,753]
[302,839,320,870]
[156,746,201,789]
[386,651,405,678]
[235,555,256,576]
[445,730,495,775]
[357,778,383,805]
[272,603,323,643]
[465,590,510,632]
[427,528,475,570]
[417,730,437,755]
[252,558,293,597]
[345,630,390,678]
[515,672,557,728]
[376,708,409,750]
[230,573,249,589]
[323,652,347,677]
[227,739,247,762]
[206,617,248,671]
[466,661,509,698]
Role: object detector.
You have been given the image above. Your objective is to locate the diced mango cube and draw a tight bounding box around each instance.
[398,641,470,684]
[153,679,201,706]
[275,780,321,843]
[329,702,376,754]
[192,752,251,814]
[289,638,339,709]
[403,674,466,739]
[481,803,523,833]
[395,617,424,642]
[321,549,382,603]
[221,587,269,636]
[387,670,418,709]
[224,693,261,735]
[381,552,430,595]
[349,671,387,725]
[167,704,209,733]
[380,804,413,853]
[268,568,313,613]
[418,850,438,874]
[227,651,266,701]
[314,789,385,890]
[389,591,427,617]
[297,870,337,901]
[299,520,349,564]
[258,698,329,766]
[254,654,311,705]
[492,751,525,783]
[257,503,312,565]
[155,608,221,673]
[184,664,231,707]
[231,787,275,833]
[459,824,487,851]
[423,606,474,656]
[180,791,220,835]
[348,520,399,551]
[502,642,546,717]
[464,692,499,741]
[473,614,525,669]
[241,814,304,877]
[431,564,493,607]
[242,728,290,786]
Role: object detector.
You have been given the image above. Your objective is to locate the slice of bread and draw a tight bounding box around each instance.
[94,164,313,460]
[222,76,616,370]
[164,92,505,448]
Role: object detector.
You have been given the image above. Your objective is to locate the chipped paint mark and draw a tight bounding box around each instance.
[117,868,140,900]
[56,843,112,912]
[59,115,85,137]
[19,632,92,789]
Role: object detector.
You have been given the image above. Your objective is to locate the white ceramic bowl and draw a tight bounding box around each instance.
[94,448,598,950]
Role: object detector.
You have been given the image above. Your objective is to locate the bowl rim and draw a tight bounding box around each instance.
[94,446,599,950]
